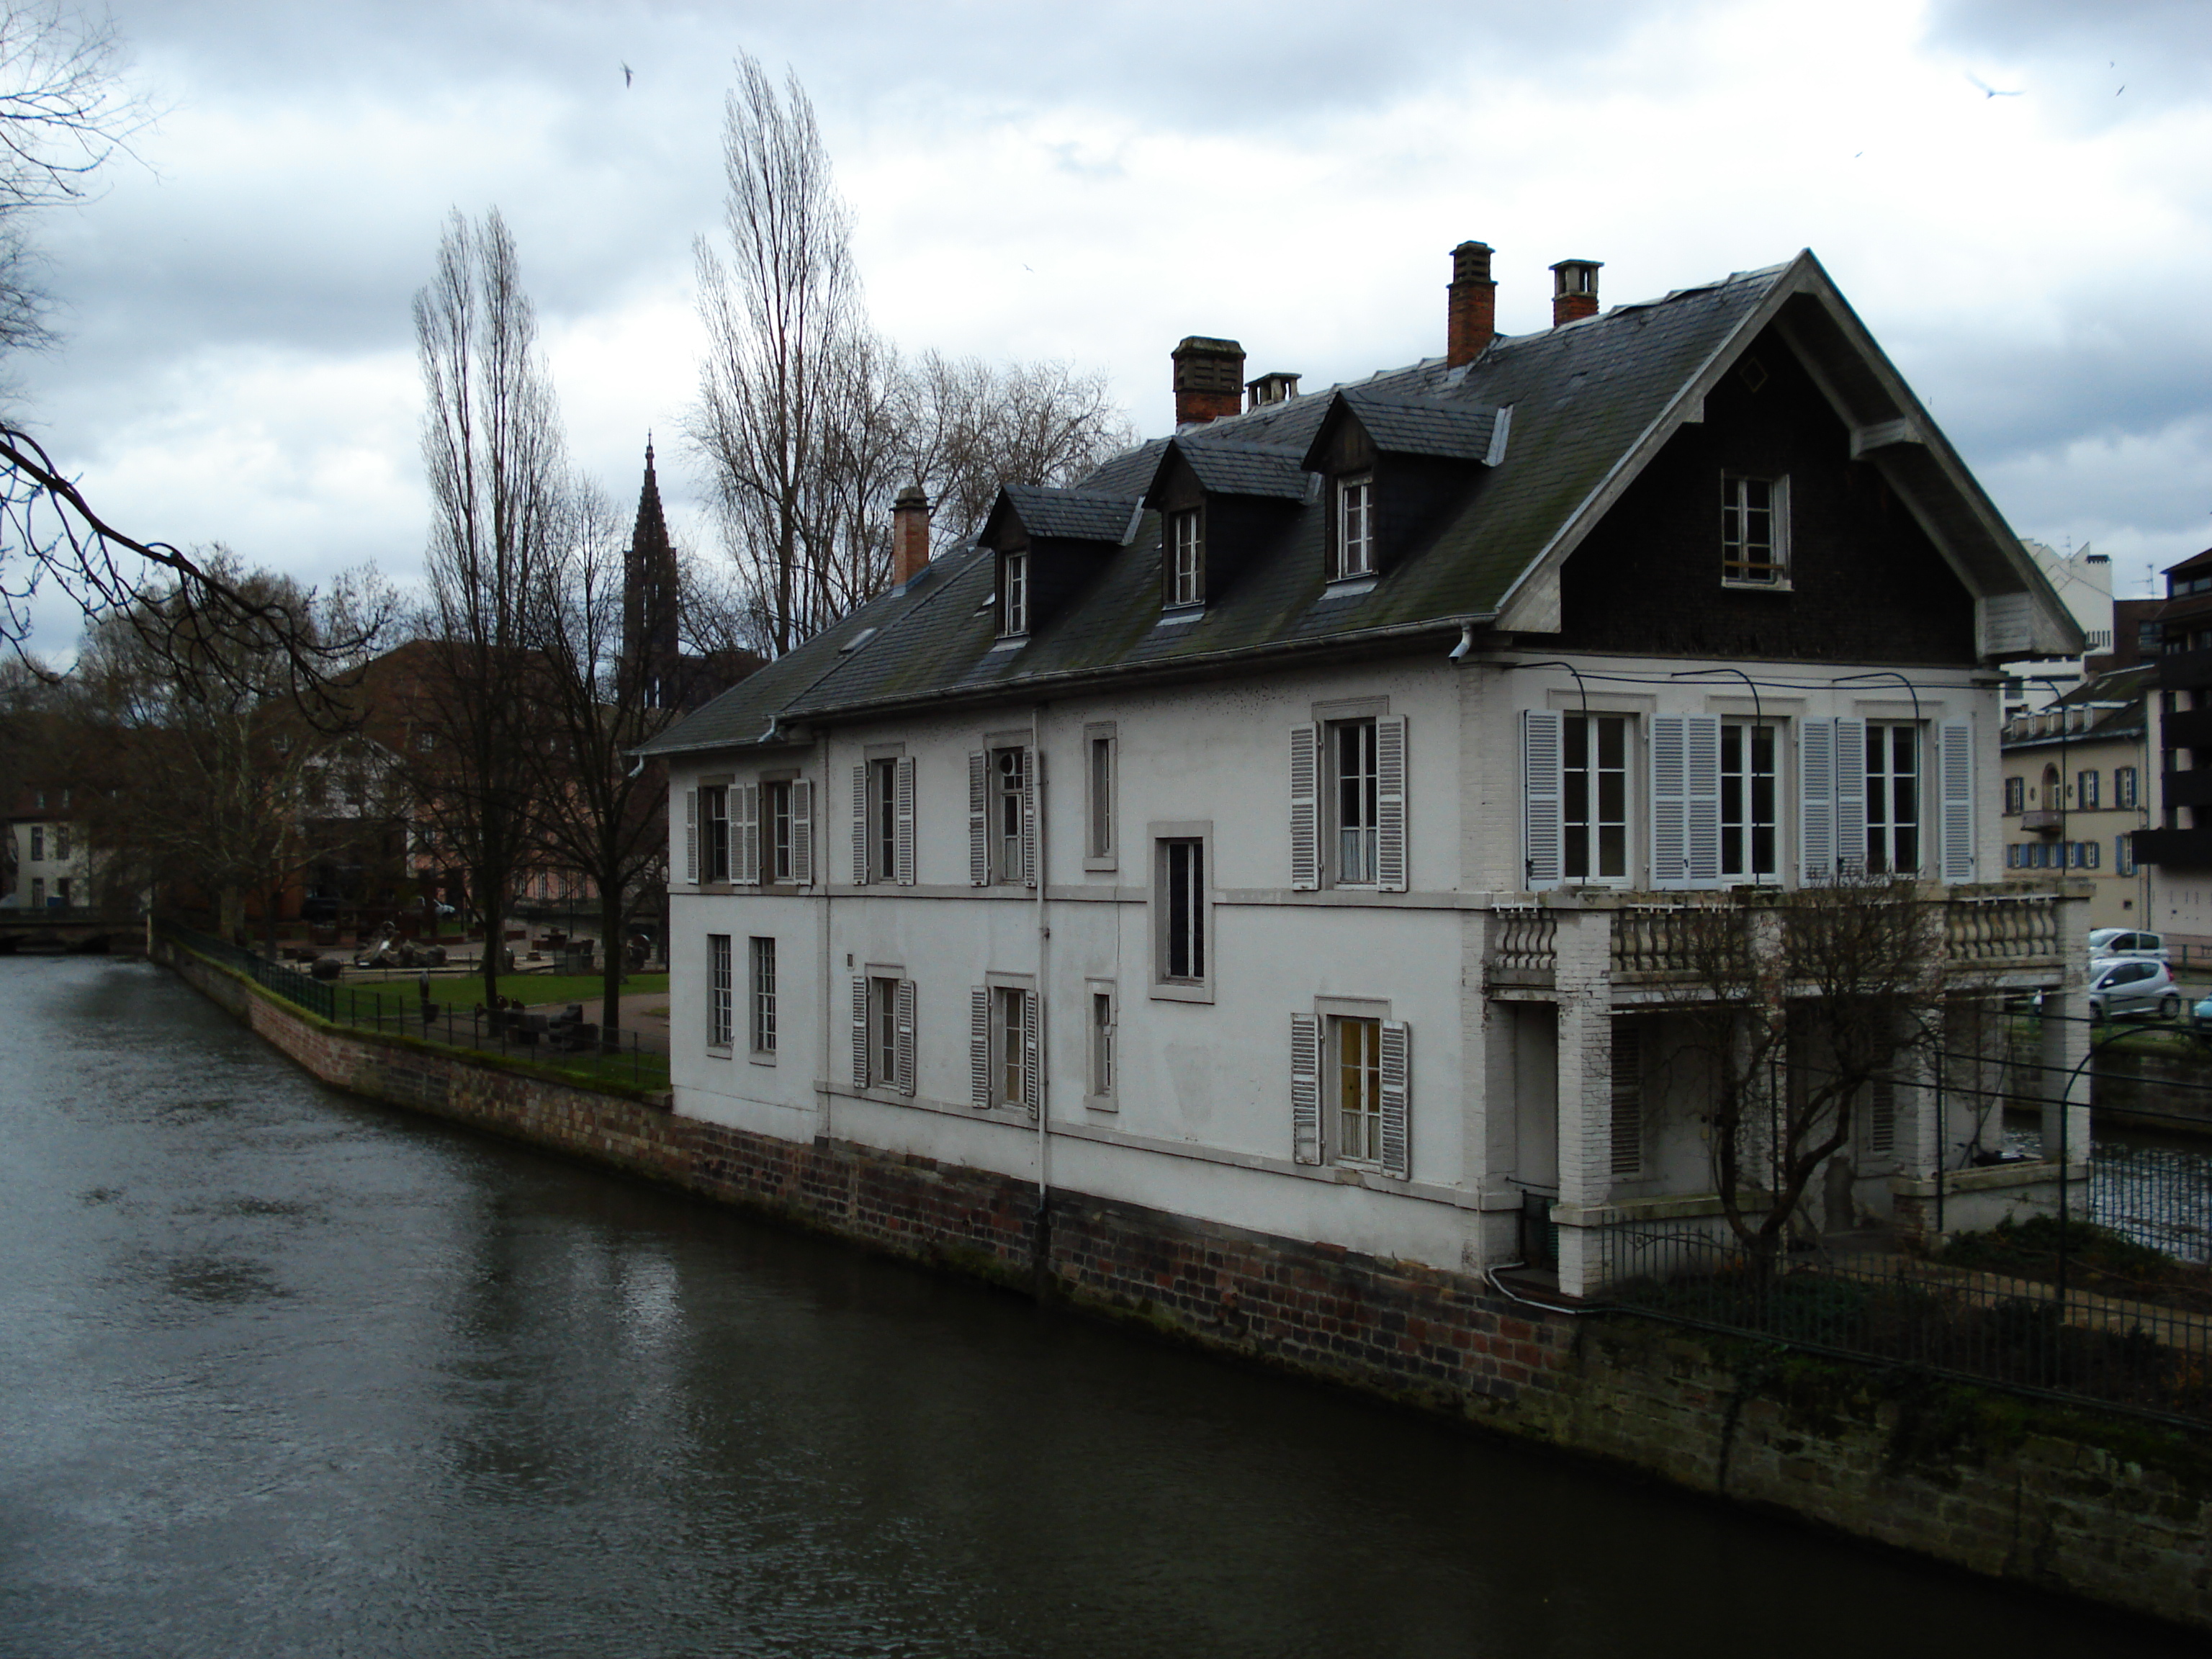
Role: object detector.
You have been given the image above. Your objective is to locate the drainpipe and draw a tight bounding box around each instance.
[818,737,835,1145]
[1033,703,1052,1239]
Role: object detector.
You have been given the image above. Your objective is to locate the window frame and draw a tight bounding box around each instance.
[1328,717,1381,888]
[1719,472,1789,588]
[1000,549,1030,637]
[868,757,898,882]
[1334,475,1375,580]
[701,784,731,884]
[2078,768,2100,810]
[1150,821,1214,1003]
[868,974,899,1087]
[707,933,733,1053]
[1563,711,1632,884]
[1864,721,1922,875]
[763,779,793,883]
[1331,1011,1386,1170]
[2116,766,2138,809]
[992,745,1028,884]
[1083,724,1118,872]
[1718,720,1779,884]
[1085,979,1117,1109]
[748,935,778,1061]
[989,981,1034,1110]
[2003,775,2026,816]
[1167,508,1205,608]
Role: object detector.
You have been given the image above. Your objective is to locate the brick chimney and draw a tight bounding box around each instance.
[1447,240,1496,367]
[1550,259,1602,326]
[1173,337,1244,426]
[891,483,930,586]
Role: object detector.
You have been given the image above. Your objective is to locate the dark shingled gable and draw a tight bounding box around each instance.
[647,255,2026,755]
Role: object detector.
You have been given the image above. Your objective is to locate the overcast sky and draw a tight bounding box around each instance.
[12,0,2212,653]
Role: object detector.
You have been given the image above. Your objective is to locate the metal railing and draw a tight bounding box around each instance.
[1598,1226,2211,1426]
[160,920,665,1090]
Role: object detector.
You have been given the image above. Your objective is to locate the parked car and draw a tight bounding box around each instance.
[2087,957,2180,1021]
[2087,928,2169,963]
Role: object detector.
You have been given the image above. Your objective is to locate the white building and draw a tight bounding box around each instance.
[643,243,2087,1297]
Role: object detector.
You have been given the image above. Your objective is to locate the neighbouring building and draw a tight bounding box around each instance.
[642,240,2086,1299]
[2134,545,2212,945]
[2001,540,2114,716]
[1,783,93,909]
[2000,664,2152,930]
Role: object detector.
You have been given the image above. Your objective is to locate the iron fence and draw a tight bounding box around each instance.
[1597,1226,2212,1426]
[159,920,665,1090]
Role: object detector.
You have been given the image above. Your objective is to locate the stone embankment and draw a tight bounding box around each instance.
[160,939,2210,1635]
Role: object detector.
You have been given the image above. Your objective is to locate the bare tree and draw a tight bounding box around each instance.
[1668,875,1950,1269]
[413,206,565,1010]
[520,478,680,1038]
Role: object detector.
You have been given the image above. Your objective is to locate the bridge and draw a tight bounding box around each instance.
[0,907,146,955]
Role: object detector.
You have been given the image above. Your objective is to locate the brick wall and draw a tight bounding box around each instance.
[161,943,2209,1634]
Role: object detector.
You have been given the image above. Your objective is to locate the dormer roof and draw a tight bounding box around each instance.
[1150,439,1310,503]
[984,485,1143,547]
[1300,389,1507,467]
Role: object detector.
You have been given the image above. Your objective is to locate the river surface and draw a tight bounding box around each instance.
[0,956,2195,1658]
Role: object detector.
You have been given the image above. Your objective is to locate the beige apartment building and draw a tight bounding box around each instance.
[2000,663,2151,930]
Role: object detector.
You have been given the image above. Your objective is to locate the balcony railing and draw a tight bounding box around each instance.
[1944,890,2062,966]
[2019,809,2062,832]
[1487,908,1556,986]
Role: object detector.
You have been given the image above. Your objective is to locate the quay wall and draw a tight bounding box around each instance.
[161,940,2211,1635]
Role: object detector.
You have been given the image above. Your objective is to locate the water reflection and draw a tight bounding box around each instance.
[0,958,2194,1658]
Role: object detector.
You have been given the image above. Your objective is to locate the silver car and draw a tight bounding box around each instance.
[2087,928,2170,963]
[2087,956,2180,1021]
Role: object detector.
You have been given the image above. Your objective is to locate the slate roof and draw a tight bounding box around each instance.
[643,251,2070,756]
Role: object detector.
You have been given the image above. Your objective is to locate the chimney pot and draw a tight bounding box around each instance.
[1244,371,1301,410]
[1172,336,1245,426]
[1550,258,1603,327]
[1447,240,1497,368]
[891,483,931,586]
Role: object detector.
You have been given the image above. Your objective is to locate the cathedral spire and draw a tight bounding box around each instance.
[624,435,680,707]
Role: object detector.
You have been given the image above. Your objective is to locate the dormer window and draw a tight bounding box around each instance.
[1169,509,1204,608]
[1001,551,1029,637]
[1335,477,1375,580]
[1721,473,1788,587]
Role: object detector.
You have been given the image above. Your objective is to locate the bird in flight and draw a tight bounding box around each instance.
[622,62,634,88]
[1965,72,2023,98]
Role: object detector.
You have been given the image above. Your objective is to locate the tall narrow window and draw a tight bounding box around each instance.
[1089,988,1115,1099]
[1721,474,1786,585]
[1333,1015,1383,1166]
[702,786,730,883]
[28,825,42,860]
[1085,729,1115,866]
[2116,767,2138,809]
[2118,833,2136,877]
[1333,719,1379,884]
[1161,838,1205,981]
[2078,769,2100,809]
[994,747,1027,883]
[763,781,793,881]
[1169,509,1204,607]
[868,758,898,881]
[1336,477,1374,578]
[708,934,733,1048]
[1563,714,1629,881]
[869,975,899,1086]
[993,986,1030,1107]
[749,936,777,1055]
[1719,722,1778,881]
[54,825,69,860]
[1001,551,1029,636]
[1866,724,1920,873]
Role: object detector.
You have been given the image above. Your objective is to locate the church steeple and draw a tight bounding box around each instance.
[624,435,681,708]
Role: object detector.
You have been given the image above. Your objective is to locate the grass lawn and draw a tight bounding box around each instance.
[340,971,668,1012]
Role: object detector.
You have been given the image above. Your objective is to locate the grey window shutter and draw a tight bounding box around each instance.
[968,751,988,886]
[1938,719,1975,884]
[1021,991,1040,1120]
[1686,714,1721,886]
[1522,710,1563,890]
[895,979,917,1096]
[851,765,869,885]
[850,976,869,1091]
[1834,717,1869,876]
[735,783,760,886]
[1375,714,1408,893]
[1289,724,1320,891]
[895,757,917,886]
[1290,1012,1321,1164]
[970,986,990,1108]
[684,789,699,886]
[791,779,814,886]
[1799,718,1835,881]
[1866,1076,1896,1155]
[1021,746,1038,889]
[1610,1018,1643,1177]
[1379,1020,1411,1180]
[1650,714,1689,889]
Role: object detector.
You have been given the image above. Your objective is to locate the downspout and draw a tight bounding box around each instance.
[819,734,835,1146]
[1033,701,1052,1258]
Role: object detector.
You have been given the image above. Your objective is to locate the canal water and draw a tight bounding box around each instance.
[0,957,2195,1658]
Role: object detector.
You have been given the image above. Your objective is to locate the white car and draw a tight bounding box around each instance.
[2087,957,2180,1022]
[2087,928,2169,963]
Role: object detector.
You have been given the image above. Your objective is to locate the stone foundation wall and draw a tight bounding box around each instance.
[161,943,2210,1634]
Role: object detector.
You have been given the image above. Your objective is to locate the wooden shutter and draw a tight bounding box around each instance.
[1020,747,1038,889]
[968,751,989,885]
[1866,1076,1896,1155]
[734,783,760,886]
[851,765,869,885]
[1651,714,1721,889]
[1937,719,1975,884]
[1522,709,1563,890]
[1833,717,1868,876]
[970,986,991,1107]
[1290,1012,1321,1164]
[683,788,698,886]
[895,757,917,886]
[1799,718,1835,881]
[850,976,870,1090]
[1609,1018,1643,1177]
[1021,990,1040,1119]
[1289,724,1320,891]
[1379,1020,1411,1180]
[790,779,814,886]
[895,979,917,1096]
[1375,714,1408,893]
